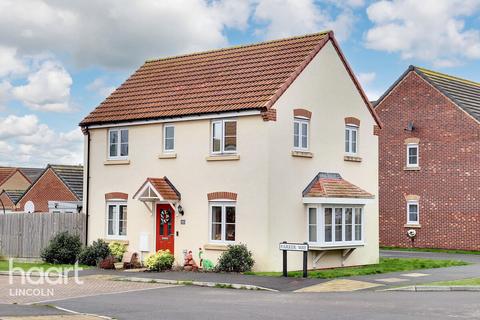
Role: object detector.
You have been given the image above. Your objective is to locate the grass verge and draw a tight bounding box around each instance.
[0,260,90,272]
[381,246,480,255]
[244,258,469,279]
[425,278,480,286]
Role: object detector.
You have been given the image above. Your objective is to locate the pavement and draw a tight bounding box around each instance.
[72,249,480,292]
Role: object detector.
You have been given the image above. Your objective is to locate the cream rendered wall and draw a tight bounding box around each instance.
[0,171,30,191]
[265,41,379,271]
[87,115,271,270]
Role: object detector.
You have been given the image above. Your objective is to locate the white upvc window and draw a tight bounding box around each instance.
[108,128,129,159]
[163,124,175,153]
[307,205,364,246]
[211,120,237,154]
[345,125,358,155]
[209,201,236,243]
[106,202,127,238]
[407,200,419,224]
[407,143,419,167]
[294,118,309,150]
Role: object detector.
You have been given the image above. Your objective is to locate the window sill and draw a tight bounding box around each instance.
[404,166,420,171]
[206,155,240,161]
[158,153,177,159]
[344,155,362,162]
[104,160,130,165]
[404,224,421,228]
[291,150,313,158]
[204,243,229,251]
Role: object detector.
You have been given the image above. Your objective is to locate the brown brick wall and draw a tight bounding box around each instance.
[377,71,480,250]
[16,169,79,212]
[0,193,15,210]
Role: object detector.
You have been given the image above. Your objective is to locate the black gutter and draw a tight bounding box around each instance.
[84,128,91,246]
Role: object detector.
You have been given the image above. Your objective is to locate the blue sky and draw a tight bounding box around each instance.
[0,0,479,167]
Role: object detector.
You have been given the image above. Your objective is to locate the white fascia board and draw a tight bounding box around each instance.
[302,197,374,205]
[86,110,261,129]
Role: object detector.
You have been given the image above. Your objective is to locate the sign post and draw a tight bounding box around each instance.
[279,241,309,278]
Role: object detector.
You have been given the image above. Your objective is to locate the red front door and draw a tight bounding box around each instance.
[156,204,175,253]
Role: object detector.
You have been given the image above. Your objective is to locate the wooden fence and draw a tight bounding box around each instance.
[0,212,86,258]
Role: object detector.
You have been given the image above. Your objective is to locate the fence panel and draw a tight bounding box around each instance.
[0,212,86,258]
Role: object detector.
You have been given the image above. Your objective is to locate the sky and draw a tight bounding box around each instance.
[1,0,480,167]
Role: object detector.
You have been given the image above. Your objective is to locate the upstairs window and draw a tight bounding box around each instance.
[407,143,419,167]
[163,125,175,153]
[211,120,237,154]
[109,128,129,159]
[345,125,358,155]
[407,200,419,224]
[294,118,309,150]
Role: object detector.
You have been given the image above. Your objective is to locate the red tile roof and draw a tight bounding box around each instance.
[80,31,380,127]
[147,177,181,201]
[0,167,16,186]
[303,173,373,199]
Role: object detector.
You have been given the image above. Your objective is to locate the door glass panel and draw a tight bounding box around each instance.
[324,208,332,242]
[335,208,343,242]
[159,222,164,235]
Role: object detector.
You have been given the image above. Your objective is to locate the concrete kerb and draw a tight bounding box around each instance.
[115,276,279,292]
[382,285,480,292]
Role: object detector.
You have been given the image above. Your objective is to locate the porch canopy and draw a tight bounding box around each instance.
[302,172,374,205]
[133,177,181,204]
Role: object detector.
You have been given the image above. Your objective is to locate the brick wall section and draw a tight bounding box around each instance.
[0,193,15,210]
[16,169,79,212]
[207,192,237,201]
[261,109,277,121]
[377,71,480,250]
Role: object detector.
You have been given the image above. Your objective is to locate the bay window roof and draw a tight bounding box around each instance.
[303,172,373,199]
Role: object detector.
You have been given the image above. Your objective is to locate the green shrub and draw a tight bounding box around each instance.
[41,232,82,264]
[108,242,127,261]
[216,244,254,273]
[145,250,174,271]
[78,239,111,266]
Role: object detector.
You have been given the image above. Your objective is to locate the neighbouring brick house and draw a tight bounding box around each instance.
[375,65,480,250]
[0,167,43,193]
[15,164,83,213]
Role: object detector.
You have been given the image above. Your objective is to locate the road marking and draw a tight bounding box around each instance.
[401,273,430,278]
[375,278,409,283]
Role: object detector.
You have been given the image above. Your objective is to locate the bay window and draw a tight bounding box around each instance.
[108,128,129,159]
[210,202,236,243]
[307,205,364,246]
[107,202,127,238]
[211,120,237,154]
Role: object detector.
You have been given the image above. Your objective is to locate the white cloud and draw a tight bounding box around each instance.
[0,0,254,70]
[253,0,359,41]
[365,0,480,66]
[86,77,116,98]
[12,60,73,112]
[358,72,376,85]
[0,114,83,167]
[0,46,28,77]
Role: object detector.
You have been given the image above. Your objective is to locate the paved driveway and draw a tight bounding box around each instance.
[0,274,175,305]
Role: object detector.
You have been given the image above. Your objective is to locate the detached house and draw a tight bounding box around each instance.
[0,167,42,193]
[80,31,381,271]
[376,66,480,250]
[15,165,83,213]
